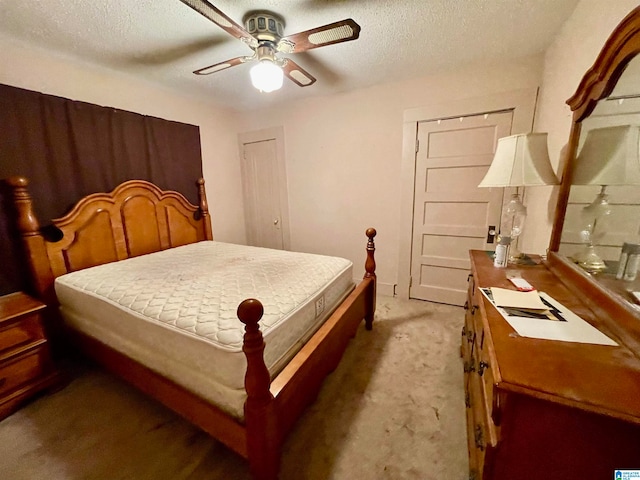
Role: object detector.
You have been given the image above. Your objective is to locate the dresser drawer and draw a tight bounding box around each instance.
[0,313,45,354]
[471,310,502,426]
[0,347,51,397]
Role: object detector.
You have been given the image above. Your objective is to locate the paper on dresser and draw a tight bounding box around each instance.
[490,287,547,310]
[480,288,618,346]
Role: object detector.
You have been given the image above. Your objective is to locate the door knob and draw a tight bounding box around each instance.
[486,225,497,243]
[273,218,279,225]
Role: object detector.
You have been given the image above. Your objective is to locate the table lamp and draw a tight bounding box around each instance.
[478,133,559,262]
[570,125,640,272]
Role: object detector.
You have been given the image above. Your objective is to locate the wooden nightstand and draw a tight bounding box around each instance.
[0,292,60,421]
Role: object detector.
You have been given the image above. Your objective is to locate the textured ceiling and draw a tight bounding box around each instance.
[0,0,579,111]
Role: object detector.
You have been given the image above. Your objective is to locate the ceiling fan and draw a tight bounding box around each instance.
[178,0,361,92]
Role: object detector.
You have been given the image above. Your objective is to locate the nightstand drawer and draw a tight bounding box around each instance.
[0,347,50,396]
[0,313,45,354]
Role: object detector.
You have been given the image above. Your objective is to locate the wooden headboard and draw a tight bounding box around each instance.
[6,177,213,303]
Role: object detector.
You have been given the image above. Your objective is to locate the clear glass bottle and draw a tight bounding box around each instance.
[494,236,512,268]
[624,244,640,281]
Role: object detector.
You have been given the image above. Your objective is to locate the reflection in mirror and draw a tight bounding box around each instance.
[559,55,640,290]
[548,6,640,346]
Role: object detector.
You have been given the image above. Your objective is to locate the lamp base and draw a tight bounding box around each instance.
[507,245,525,264]
[503,234,528,264]
[575,245,607,273]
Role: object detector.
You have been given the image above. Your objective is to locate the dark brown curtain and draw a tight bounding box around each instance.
[0,84,203,295]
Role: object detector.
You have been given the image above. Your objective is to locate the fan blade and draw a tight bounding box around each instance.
[193,56,249,75]
[119,37,226,66]
[179,0,258,48]
[277,19,361,54]
[282,59,317,87]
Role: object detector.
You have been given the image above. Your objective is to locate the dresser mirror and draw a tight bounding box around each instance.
[558,57,640,282]
[548,6,640,342]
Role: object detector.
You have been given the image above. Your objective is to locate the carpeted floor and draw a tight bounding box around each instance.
[0,296,468,480]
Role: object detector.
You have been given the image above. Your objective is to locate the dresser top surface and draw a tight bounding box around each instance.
[470,250,640,424]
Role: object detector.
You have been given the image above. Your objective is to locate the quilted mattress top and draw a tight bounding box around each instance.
[54,241,353,351]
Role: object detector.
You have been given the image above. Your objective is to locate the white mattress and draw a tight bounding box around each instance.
[54,241,354,418]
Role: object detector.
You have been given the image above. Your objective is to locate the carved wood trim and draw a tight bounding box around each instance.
[550,7,640,250]
[567,6,640,122]
[6,177,213,302]
[5,177,56,303]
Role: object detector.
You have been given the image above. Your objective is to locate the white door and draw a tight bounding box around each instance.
[409,112,513,305]
[241,139,284,249]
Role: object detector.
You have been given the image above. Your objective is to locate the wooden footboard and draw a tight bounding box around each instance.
[237,228,377,479]
[272,276,375,437]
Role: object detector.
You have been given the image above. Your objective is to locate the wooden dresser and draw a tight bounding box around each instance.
[463,250,640,480]
[0,292,60,421]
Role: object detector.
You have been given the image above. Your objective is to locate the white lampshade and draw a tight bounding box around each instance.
[478,133,559,187]
[572,125,640,185]
[250,60,284,93]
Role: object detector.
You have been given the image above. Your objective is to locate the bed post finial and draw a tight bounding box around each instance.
[365,228,377,278]
[6,176,41,235]
[364,228,377,331]
[238,298,272,405]
[5,176,55,301]
[196,178,213,240]
[238,298,280,480]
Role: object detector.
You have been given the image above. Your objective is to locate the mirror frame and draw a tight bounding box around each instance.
[550,6,640,250]
[547,6,640,347]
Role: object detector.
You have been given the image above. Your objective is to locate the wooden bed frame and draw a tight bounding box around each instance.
[6,176,377,480]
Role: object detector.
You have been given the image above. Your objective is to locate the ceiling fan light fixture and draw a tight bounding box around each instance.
[250,59,283,93]
[178,2,360,90]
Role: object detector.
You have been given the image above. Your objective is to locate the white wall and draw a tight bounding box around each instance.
[522,0,640,255]
[0,35,247,244]
[238,56,543,292]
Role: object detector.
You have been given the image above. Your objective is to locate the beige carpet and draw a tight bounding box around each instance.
[0,296,468,480]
